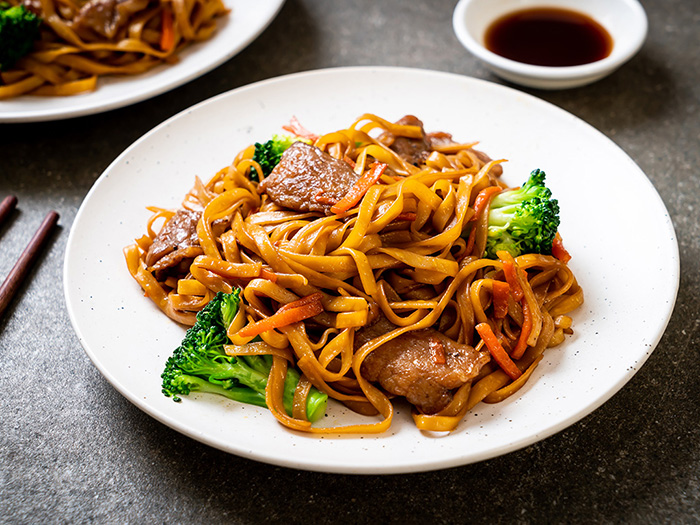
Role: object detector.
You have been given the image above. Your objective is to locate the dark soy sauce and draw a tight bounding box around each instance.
[484,7,613,67]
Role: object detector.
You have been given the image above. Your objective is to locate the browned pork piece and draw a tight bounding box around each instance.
[385,115,432,166]
[145,209,203,280]
[259,142,361,215]
[72,0,150,39]
[357,316,490,414]
[381,115,503,176]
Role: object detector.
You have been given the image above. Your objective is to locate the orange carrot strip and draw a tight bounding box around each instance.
[313,189,338,206]
[492,280,510,319]
[237,295,324,338]
[396,212,417,221]
[552,232,572,263]
[277,292,323,313]
[429,337,446,365]
[330,162,387,214]
[497,250,524,301]
[260,267,278,283]
[282,116,319,141]
[511,302,532,359]
[468,185,502,222]
[476,323,522,380]
[463,225,476,256]
[160,9,175,52]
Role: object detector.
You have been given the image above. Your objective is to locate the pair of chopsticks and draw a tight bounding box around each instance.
[0,195,59,318]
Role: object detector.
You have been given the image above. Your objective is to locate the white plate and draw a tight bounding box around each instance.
[0,0,284,123]
[64,67,679,474]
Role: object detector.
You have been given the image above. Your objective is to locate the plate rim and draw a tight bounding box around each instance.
[63,66,680,473]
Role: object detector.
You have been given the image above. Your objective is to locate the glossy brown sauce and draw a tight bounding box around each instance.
[484,7,613,67]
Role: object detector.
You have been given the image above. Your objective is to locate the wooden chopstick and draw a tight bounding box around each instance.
[0,209,60,318]
[0,195,17,228]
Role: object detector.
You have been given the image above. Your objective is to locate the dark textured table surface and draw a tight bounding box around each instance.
[1,0,698,522]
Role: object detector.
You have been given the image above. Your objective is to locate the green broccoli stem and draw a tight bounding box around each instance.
[242,354,271,376]
[282,367,327,423]
[487,206,519,227]
[206,359,270,393]
[222,354,327,422]
[173,374,268,407]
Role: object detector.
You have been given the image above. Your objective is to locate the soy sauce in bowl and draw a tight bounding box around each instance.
[484,7,613,67]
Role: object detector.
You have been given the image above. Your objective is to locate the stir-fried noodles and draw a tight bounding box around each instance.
[124,114,584,433]
[0,0,227,99]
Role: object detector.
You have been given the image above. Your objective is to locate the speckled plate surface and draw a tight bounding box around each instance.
[0,0,284,123]
[63,67,679,474]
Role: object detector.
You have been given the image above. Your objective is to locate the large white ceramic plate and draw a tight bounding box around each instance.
[64,67,679,474]
[0,0,284,123]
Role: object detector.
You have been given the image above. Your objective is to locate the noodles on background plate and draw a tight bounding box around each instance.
[0,0,228,99]
[124,113,584,434]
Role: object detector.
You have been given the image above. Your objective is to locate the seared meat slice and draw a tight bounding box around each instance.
[383,115,503,176]
[426,131,456,149]
[149,245,203,281]
[384,115,432,166]
[425,129,503,177]
[472,149,503,177]
[259,142,361,215]
[145,209,202,272]
[72,0,149,39]
[357,316,490,414]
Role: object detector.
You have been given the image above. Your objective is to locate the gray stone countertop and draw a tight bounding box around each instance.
[1,0,698,522]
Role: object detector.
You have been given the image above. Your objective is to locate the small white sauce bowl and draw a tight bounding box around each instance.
[452,0,648,90]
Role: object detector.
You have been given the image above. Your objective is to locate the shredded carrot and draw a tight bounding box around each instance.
[313,189,338,206]
[511,302,532,359]
[463,225,477,256]
[492,280,510,319]
[468,185,502,222]
[160,8,175,52]
[475,323,522,380]
[497,250,524,302]
[237,294,324,338]
[343,155,356,169]
[260,267,277,283]
[552,232,572,263]
[429,337,446,365]
[282,116,319,141]
[277,292,323,313]
[330,162,387,214]
[396,212,417,222]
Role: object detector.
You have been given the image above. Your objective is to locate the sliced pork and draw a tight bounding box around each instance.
[145,209,202,279]
[357,316,490,414]
[384,115,432,166]
[259,142,361,215]
[381,115,503,176]
[72,0,149,39]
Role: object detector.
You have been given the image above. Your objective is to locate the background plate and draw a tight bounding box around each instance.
[64,67,679,474]
[0,0,284,123]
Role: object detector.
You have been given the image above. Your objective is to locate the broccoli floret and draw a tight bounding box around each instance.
[161,290,328,422]
[484,169,561,259]
[250,134,296,182]
[0,4,41,71]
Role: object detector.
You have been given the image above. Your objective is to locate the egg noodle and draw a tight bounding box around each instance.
[0,0,227,99]
[124,114,584,434]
